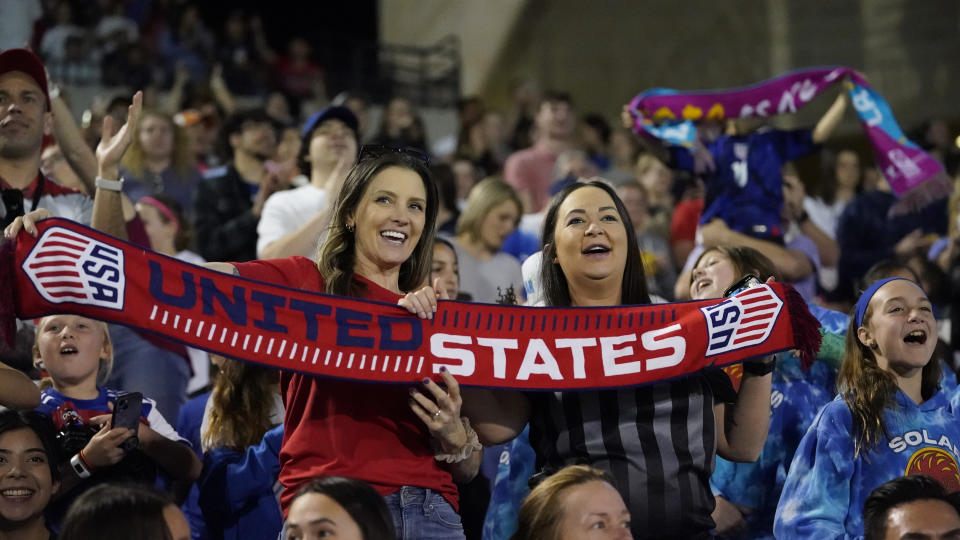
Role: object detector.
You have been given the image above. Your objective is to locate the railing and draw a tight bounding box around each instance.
[318,34,461,108]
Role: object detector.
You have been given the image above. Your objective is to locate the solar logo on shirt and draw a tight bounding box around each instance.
[906,447,960,493]
[22,226,125,310]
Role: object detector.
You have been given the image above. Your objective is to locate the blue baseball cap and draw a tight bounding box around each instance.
[301,106,359,141]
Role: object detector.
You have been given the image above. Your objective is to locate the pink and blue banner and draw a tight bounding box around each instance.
[627,67,947,202]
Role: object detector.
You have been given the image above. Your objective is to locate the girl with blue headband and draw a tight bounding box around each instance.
[774,278,960,538]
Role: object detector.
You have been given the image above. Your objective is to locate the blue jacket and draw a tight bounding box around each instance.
[175,392,210,540]
[836,190,946,299]
[774,389,960,539]
[711,354,834,539]
[673,128,816,239]
[197,425,284,540]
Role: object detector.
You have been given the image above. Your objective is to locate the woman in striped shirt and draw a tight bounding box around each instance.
[463,180,774,539]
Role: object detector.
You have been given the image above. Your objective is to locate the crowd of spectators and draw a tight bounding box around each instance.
[2,1,960,539]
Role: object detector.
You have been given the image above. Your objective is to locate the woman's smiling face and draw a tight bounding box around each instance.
[0,427,57,526]
[552,186,629,285]
[350,166,427,279]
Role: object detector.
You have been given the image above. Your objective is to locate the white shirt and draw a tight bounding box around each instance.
[256,184,327,259]
[802,195,848,291]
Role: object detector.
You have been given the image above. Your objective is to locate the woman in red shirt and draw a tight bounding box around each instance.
[207,148,481,539]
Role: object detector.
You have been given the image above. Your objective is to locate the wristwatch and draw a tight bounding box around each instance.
[95,177,124,192]
[70,453,92,478]
[743,357,776,376]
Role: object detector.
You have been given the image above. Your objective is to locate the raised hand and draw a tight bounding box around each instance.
[96,90,143,180]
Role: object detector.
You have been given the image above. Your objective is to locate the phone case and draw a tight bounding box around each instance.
[112,392,143,451]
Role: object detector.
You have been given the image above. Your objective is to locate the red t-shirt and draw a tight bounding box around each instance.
[232,257,458,514]
[669,198,704,246]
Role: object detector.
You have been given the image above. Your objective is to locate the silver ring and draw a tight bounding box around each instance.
[433,409,442,420]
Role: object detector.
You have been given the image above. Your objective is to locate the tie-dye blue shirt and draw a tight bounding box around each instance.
[774,389,960,539]
[711,355,834,539]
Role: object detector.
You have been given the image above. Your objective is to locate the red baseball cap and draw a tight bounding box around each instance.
[0,48,50,109]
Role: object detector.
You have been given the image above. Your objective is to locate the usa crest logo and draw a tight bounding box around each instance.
[700,285,782,356]
[22,226,125,310]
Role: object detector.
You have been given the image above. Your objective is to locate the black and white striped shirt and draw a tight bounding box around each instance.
[528,369,733,539]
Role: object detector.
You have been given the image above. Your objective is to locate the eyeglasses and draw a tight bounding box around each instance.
[357,144,430,164]
[1,189,25,229]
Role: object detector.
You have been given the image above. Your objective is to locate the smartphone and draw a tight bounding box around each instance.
[723,274,763,298]
[111,392,143,451]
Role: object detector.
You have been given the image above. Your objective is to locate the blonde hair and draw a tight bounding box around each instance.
[512,465,617,540]
[202,358,278,452]
[455,177,522,241]
[32,316,113,389]
[634,153,664,177]
[120,110,194,178]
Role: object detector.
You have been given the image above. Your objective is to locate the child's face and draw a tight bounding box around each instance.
[34,315,108,387]
[859,280,937,375]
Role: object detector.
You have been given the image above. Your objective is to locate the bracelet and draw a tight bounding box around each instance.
[743,358,776,376]
[71,451,92,478]
[434,417,483,464]
[95,177,124,192]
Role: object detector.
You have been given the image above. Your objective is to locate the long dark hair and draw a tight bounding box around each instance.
[290,477,396,540]
[818,147,862,204]
[539,180,650,307]
[316,152,439,297]
[0,410,60,481]
[60,483,175,540]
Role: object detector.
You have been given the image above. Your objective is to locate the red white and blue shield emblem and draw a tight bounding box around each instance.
[700,285,782,356]
[21,226,125,310]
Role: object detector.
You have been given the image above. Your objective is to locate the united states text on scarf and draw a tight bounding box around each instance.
[2,218,821,390]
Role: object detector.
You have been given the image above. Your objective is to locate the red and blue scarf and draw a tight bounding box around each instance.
[2,218,821,390]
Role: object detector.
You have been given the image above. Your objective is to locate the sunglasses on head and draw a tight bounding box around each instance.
[357,144,430,164]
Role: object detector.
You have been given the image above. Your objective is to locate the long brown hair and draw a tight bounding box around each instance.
[539,180,650,307]
[837,291,941,456]
[316,152,438,297]
[202,358,278,452]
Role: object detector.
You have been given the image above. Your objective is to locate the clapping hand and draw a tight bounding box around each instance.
[96,90,143,180]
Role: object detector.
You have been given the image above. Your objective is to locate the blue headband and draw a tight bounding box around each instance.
[854,277,911,327]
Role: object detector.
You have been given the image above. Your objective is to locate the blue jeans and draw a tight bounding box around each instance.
[106,325,190,423]
[384,486,465,540]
